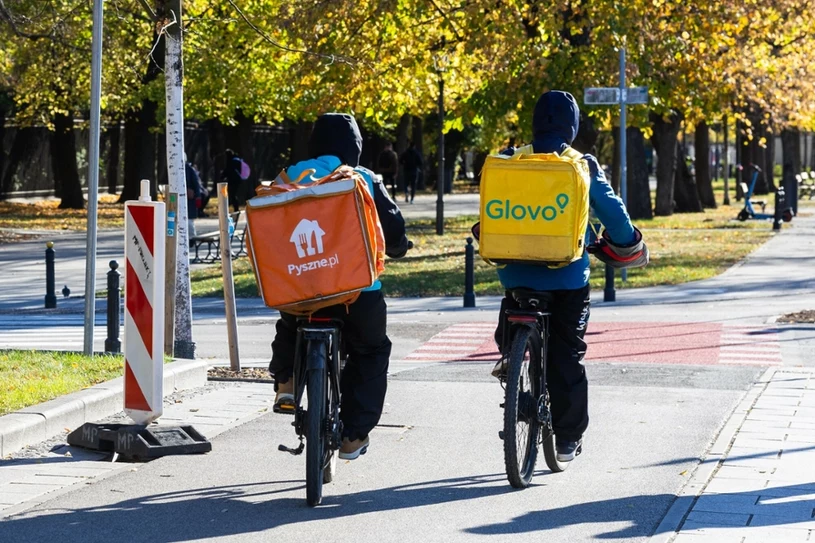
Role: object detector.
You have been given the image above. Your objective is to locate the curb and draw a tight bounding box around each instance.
[0,358,209,458]
[647,367,776,543]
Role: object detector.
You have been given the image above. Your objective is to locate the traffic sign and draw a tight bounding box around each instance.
[584,87,619,105]
[626,86,649,104]
[584,86,649,105]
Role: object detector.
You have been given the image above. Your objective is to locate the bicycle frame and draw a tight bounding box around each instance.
[501,304,552,427]
[291,320,343,449]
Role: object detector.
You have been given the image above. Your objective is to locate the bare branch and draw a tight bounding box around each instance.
[425,0,464,42]
[225,0,360,66]
[136,0,157,21]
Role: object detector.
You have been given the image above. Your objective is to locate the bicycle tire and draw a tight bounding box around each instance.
[503,326,541,489]
[306,341,327,507]
[542,431,569,473]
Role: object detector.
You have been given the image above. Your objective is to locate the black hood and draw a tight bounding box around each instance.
[531,91,580,154]
[308,113,363,167]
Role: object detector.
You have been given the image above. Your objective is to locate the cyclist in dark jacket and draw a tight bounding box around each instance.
[270,113,409,460]
[491,90,647,464]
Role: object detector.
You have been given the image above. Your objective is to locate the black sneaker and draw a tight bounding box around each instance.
[556,439,583,462]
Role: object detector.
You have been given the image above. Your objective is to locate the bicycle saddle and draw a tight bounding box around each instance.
[510,288,554,309]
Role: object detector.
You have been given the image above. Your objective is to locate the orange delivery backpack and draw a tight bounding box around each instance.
[244,166,385,316]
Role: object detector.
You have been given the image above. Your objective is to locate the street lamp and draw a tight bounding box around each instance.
[433,53,448,235]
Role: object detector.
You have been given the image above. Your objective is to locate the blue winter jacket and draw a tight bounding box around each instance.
[285,155,382,292]
[496,91,636,291]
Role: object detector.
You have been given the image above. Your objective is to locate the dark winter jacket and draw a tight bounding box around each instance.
[400,147,423,172]
[284,114,409,291]
[497,91,637,291]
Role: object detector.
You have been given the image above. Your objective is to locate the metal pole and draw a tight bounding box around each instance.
[723,115,730,205]
[218,183,241,371]
[45,242,57,309]
[619,47,627,284]
[83,0,104,356]
[463,237,476,308]
[436,76,445,236]
[105,260,121,354]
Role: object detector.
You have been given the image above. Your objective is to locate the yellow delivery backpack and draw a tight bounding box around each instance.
[479,145,591,267]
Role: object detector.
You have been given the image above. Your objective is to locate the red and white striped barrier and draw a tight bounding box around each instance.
[124,180,165,424]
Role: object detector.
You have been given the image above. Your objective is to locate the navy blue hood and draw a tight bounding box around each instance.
[531,91,580,154]
[308,113,363,167]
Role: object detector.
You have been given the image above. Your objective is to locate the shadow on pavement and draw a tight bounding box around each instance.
[4,470,814,541]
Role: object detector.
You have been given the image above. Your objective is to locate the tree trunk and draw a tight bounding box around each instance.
[395,114,411,192]
[412,115,425,190]
[625,127,652,219]
[611,125,621,194]
[289,120,313,165]
[52,113,85,209]
[722,114,731,205]
[765,129,776,192]
[121,101,158,202]
[781,129,801,215]
[105,122,121,194]
[650,111,682,216]
[156,130,167,193]
[0,102,6,192]
[164,0,194,358]
[472,150,488,185]
[810,131,815,170]
[673,141,703,212]
[208,118,225,192]
[695,121,716,208]
[1,127,39,197]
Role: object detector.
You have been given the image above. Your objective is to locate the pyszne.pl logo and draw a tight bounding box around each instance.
[287,218,339,276]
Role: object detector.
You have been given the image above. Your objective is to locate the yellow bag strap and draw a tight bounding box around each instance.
[508,145,583,163]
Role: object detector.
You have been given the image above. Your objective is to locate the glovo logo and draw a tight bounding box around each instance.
[485,194,570,222]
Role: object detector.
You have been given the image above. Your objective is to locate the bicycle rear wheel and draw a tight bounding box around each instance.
[305,341,327,506]
[503,326,541,489]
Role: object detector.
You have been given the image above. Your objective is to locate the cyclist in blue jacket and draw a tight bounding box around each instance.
[491,90,648,463]
[270,113,409,460]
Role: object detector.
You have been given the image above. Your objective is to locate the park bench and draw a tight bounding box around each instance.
[190,211,248,264]
[798,171,815,200]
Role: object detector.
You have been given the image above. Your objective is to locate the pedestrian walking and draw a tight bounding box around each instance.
[400,141,423,204]
[377,142,399,199]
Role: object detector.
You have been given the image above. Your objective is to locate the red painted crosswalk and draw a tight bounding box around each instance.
[404,322,782,366]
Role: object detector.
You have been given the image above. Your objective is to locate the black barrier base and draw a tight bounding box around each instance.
[67,423,212,461]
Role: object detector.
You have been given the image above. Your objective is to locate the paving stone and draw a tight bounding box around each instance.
[685,510,750,527]
[748,515,815,530]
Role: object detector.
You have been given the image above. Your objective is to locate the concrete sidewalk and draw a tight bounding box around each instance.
[652,367,815,543]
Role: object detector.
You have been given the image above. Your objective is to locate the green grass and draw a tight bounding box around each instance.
[190,211,775,299]
[0,350,124,415]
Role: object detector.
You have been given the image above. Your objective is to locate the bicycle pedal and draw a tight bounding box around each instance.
[278,443,304,456]
[498,430,505,440]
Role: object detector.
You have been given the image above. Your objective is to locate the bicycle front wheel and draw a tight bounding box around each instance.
[503,326,542,489]
[305,341,327,506]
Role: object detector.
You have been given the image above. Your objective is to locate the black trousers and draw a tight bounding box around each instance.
[382,173,397,199]
[404,169,418,202]
[495,285,590,442]
[270,290,392,442]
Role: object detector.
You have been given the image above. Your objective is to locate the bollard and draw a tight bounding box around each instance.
[603,264,616,302]
[45,241,57,309]
[105,260,121,354]
[773,186,783,231]
[464,237,476,308]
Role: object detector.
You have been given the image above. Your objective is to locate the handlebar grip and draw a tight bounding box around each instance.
[407,240,414,250]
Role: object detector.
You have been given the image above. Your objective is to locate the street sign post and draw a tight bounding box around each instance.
[584,50,650,300]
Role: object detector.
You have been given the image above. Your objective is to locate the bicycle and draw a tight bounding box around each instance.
[498,288,574,489]
[278,317,344,506]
